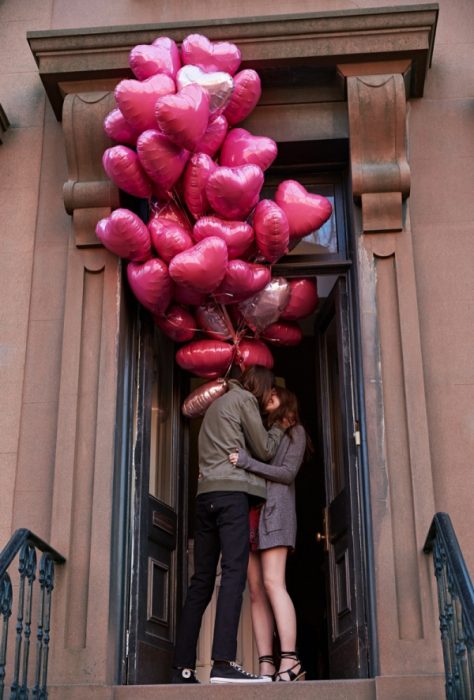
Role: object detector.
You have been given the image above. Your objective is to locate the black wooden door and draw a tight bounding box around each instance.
[126,313,188,684]
[315,276,368,678]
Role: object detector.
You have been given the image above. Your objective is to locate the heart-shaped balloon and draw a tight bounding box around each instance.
[177,65,234,116]
[194,115,228,157]
[173,283,207,306]
[127,258,173,316]
[182,378,229,418]
[280,278,318,320]
[137,130,190,193]
[102,146,153,199]
[153,304,196,342]
[129,38,181,80]
[183,153,217,220]
[214,260,271,304]
[206,164,264,220]
[193,216,254,259]
[234,339,274,370]
[151,198,193,232]
[195,303,233,340]
[169,237,228,293]
[239,277,291,333]
[220,128,277,171]
[275,180,333,240]
[96,208,152,261]
[253,199,289,263]
[115,73,176,133]
[181,33,241,75]
[176,339,234,377]
[156,83,211,151]
[261,321,303,346]
[104,108,139,146]
[224,69,261,126]
[148,217,193,263]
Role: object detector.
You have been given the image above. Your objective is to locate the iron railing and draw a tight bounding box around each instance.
[424,513,474,700]
[0,529,65,700]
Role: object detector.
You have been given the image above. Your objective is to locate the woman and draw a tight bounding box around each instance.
[229,386,308,682]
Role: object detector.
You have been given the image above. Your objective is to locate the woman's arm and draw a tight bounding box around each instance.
[233,428,306,485]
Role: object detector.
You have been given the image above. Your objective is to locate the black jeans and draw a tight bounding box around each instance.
[173,491,250,667]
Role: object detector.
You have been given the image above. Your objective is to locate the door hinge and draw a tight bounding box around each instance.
[125,629,130,658]
[353,420,361,446]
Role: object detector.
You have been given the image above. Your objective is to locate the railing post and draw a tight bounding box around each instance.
[0,574,13,700]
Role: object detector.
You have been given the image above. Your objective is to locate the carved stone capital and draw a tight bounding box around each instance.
[62,91,119,247]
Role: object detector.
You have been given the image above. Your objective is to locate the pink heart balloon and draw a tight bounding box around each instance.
[261,321,303,346]
[234,339,274,370]
[173,283,207,306]
[151,199,193,232]
[194,115,228,157]
[239,277,291,333]
[275,180,333,240]
[206,164,264,220]
[169,237,228,293]
[176,339,234,377]
[96,208,152,261]
[253,199,289,263]
[220,128,277,171]
[104,108,139,146]
[137,130,190,192]
[224,69,261,126]
[127,258,173,316]
[102,146,153,199]
[156,83,211,151]
[181,33,241,75]
[129,38,181,80]
[115,73,176,133]
[280,278,318,320]
[183,153,217,220]
[148,217,193,263]
[193,216,254,259]
[195,303,233,340]
[182,378,229,418]
[214,260,271,304]
[177,65,234,116]
[153,304,196,342]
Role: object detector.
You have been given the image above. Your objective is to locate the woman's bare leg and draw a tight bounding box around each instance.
[247,551,275,676]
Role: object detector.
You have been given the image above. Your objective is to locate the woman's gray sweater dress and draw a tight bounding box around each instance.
[236,424,306,550]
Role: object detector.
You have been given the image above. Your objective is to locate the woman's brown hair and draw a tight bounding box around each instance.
[239,365,275,412]
[268,386,314,458]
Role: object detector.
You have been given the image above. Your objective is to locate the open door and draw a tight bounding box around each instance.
[315,276,368,677]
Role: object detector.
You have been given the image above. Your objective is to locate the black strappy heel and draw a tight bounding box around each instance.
[258,655,276,681]
[275,651,306,682]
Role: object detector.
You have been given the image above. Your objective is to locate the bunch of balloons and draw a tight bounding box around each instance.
[96,33,333,416]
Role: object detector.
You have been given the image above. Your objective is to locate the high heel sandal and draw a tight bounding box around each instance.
[258,655,276,681]
[275,651,306,682]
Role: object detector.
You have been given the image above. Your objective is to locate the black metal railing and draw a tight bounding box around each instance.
[424,513,474,700]
[0,529,65,700]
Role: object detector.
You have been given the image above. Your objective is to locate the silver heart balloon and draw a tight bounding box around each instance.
[177,65,234,115]
[182,378,229,418]
[239,277,291,333]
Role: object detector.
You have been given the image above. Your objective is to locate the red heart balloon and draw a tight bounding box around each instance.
[253,199,289,263]
[206,164,264,220]
[194,115,228,157]
[213,260,271,304]
[173,283,207,306]
[96,208,152,261]
[137,130,190,193]
[234,339,274,370]
[261,321,303,346]
[127,258,173,316]
[220,128,277,171]
[183,153,217,220]
[102,146,153,199]
[169,237,228,293]
[115,73,175,133]
[153,304,196,342]
[280,278,318,320]
[195,303,233,340]
[129,38,181,80]
[104,108,139,146]
[151,199,193,232]
[156,83,211,151]
[176,339,234,377]
[275,180,333,240]
[181,33,241,75]
[193,216,254,259]
[182,378,229,418]
[224,69,261,126]
[148,217,193,263]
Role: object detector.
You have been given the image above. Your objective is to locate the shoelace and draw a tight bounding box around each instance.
[229,662,259,678]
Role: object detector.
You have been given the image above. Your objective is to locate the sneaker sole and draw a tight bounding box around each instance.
[210,677,273,684]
